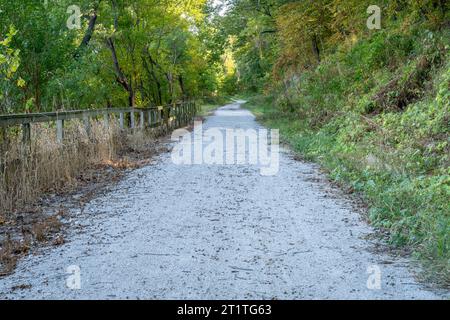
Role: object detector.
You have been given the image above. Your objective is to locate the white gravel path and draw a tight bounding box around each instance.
[0,101,447,300]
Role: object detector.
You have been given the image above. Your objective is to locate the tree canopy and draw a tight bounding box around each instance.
[0,0,448,111]
[0,0,226,113]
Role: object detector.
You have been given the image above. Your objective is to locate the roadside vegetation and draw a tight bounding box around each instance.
[214,0,449,284]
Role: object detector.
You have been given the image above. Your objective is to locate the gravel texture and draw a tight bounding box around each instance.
[0,101,447,300]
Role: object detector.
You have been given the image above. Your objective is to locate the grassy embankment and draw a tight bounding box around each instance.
[244,26,449,284]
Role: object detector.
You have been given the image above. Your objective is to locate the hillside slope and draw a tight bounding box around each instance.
[245,26,449,284]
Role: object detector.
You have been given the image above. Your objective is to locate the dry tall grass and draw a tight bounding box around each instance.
[0,119,143,217]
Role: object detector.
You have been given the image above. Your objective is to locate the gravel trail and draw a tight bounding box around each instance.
[0,101,447,300]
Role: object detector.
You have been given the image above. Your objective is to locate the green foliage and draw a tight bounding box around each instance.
[0,0,222,113]
[0,25,23,113]
[234,1,450,282]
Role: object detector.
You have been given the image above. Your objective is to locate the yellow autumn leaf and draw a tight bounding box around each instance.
[17,77,25,87]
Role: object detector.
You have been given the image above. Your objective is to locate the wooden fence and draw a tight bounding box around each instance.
[0,101,197,143]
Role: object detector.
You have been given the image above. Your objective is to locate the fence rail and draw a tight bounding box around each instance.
[0,101,197,143]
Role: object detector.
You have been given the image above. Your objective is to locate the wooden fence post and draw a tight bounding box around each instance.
[22,123,31,144]
[130,111,135,129]
[56,119,64,143]
[104,112,109,129]
[174,105,178,127]
[140,111,145,129]
[83,113,91,136]
[188,102,191,119]
[164,106,168,130]
[119,112,125,130]
[188,101,192,119]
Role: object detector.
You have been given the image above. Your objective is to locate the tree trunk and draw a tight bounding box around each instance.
[178,75,185,98]
[312,35,321,63]
[79,12,97,48]
[106,37,135,107]
[142,53,163,105]
[166,72,174,104]
[74,1,100,59]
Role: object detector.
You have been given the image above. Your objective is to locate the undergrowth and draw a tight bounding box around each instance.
[245,26,449,285]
